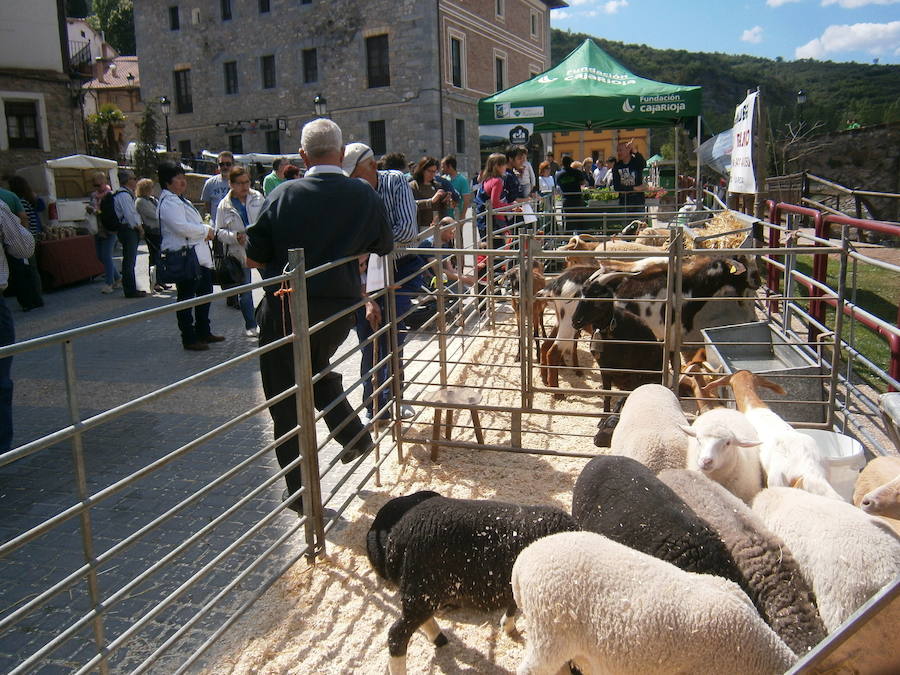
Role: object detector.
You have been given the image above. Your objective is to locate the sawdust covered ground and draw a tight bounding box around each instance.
[199,317,608,674]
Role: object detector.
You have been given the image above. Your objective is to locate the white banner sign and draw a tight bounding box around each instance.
[728,91,757,194]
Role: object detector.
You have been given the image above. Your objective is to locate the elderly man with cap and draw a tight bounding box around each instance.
[344,142,421,424]
[246,120,393,514]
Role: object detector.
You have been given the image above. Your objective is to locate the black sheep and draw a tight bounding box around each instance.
[367,491,578,675]
[571,456,746,587]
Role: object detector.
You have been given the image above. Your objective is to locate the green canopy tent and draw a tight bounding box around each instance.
[479,40,703,205]
[478,39,702,131]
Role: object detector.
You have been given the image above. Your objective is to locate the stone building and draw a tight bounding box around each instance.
[134,0,566,177]
[0,0,84,171]
[83,56,144,154]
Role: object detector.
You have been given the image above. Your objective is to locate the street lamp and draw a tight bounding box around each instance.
[313,94,327,117]
[796,90,807,125]
[159,95,172,151]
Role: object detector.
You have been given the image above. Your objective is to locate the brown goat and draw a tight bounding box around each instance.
[678,347,724,413]
[502,261,547,362]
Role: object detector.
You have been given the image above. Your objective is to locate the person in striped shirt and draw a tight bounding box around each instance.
[345,142,422,424]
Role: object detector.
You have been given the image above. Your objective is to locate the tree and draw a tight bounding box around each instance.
[660,126,696,175]
[86,103,126,159]
[88,0,135,56]
[67,0,90,18]
[134,104,160,179]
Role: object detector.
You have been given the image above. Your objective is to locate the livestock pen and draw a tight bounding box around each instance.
[0,197,898,673]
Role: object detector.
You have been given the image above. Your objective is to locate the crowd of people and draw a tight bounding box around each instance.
[0,116,650,508]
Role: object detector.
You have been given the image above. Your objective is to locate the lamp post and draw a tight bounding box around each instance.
[313,94,327,118]
[159,95,172,151]
[796,90,807,126]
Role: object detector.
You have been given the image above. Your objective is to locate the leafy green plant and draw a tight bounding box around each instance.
[583,187,619,202]
[86,104,126,159]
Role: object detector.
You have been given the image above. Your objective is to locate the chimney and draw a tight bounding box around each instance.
[94,56,105,82]
[110,62,118,79]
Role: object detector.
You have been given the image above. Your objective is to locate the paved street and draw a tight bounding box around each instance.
[1,244,381,673]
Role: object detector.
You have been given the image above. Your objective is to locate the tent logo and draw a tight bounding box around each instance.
[622,99,635,113]
[537,75,557,84]
[495,103,510,120]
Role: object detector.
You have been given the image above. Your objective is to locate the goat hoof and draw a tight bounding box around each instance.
[574,369,583,377]
[433,633,448,648]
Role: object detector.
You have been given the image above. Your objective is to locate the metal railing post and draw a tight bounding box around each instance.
[386,252,405,460]
[827,226,849,428]
[519,234,532,410]
[63,340,109,675]
[286,248,326,560]
[669,228,685,389]
[435,248,449,389]
[486,202,496,328]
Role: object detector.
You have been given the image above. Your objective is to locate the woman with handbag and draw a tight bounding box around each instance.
[135,178,169,293]
[214,166,262,337]
[157,161,237,352]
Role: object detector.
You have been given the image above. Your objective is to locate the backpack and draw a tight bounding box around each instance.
[473,179,508,233]
[99,189,127,232]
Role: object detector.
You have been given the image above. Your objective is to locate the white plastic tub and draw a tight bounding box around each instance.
[798,429,866,501]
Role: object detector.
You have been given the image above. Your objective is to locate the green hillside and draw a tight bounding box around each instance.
[551,29,900,134]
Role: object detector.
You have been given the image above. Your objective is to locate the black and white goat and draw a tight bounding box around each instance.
[570,269,664,413]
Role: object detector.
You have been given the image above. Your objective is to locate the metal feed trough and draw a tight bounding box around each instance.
[1,194,898,672]
[703,321,826,424]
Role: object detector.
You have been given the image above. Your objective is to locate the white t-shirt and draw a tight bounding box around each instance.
[201,174,230,224]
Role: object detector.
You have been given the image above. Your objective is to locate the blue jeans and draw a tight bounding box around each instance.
[354,255,421,417]
[95,233,120,286]
[0,296,14,452]
[117,227,140,294]
[175,266,213,345]
[239,267,257,330]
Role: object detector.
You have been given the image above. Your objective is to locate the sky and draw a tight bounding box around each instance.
[550,0,900,65]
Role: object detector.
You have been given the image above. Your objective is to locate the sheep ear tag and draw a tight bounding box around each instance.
[725,258,746,275]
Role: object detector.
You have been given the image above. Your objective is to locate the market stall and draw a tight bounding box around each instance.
[16,155,117,289]
[478,40,703,213]
[36,233,104,290]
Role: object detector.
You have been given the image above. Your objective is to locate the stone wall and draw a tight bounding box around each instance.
[785,122,900,222]
[0,69,83,173]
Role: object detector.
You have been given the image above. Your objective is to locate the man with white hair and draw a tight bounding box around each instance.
[343,142,420,424]
[247,119,393,514]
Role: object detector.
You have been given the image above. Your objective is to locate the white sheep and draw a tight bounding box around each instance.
[702,370,843,500]
[609,384,690,472]
[683,407,765,504]
[752,487,900,632]
[511,531,797,675]
[853,456,900,535]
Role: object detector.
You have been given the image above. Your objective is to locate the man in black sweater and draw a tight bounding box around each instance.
[247,118,393,513]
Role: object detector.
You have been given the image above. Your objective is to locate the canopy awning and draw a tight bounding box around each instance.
[478,39,701,132]
[45,154,118,170]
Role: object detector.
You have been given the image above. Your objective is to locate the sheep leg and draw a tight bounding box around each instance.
[420,617,448,646]
[500,602,518,635]
[388,600,445,671]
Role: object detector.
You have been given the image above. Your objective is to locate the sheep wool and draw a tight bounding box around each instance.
[659,469,827,655]
[610,384,690,473]
[368,492,578,675]
[572,455,745,585]
[511,531,797,675]
[685,408,765,504]
[752,487,900,632]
